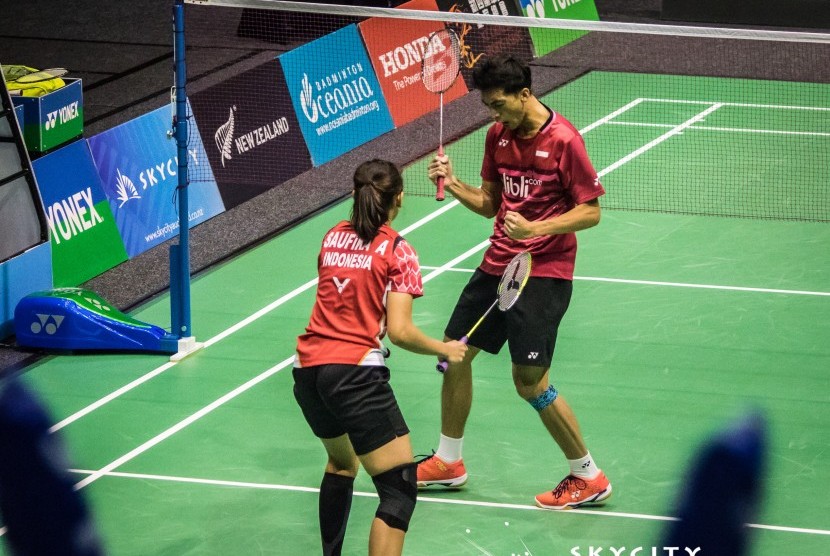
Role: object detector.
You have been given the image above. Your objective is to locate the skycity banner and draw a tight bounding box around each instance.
[279,24,395,166]
[87,103,225,258]
[32,139,128,287]
[189,59,312,210]
[359,0,469,128]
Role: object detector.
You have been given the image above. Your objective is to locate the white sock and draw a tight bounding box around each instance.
[435,434,463,463]
[569,452,600,479]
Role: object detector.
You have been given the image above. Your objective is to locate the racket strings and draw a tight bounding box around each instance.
[421,29,461,94]
[497,251,531,311]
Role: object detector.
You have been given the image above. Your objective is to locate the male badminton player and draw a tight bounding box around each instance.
[293,159,467,555]
[418,56,612,510]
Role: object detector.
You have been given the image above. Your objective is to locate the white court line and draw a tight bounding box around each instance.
[599,103,724,177]
[579,98,645,134]
[639,98,830,111]
[45,95,735,441]
[608,120,830,137]
[48,99,633,432]
[67,468,830,537]
[419,267,830,297]
[72,356,295,490]
[64,102,721,488]
[71,242,491,490]
[48,201,461,433]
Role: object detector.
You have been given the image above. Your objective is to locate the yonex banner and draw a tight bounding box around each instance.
[31,140,128,287]
[279,24,395,166]
[518,0,599,56]
[87,104,225,258]
[434,0,535,90]
[13,79,83,152]
[189,60,312,209]
[359,0,469,128]
[0,243,51,339]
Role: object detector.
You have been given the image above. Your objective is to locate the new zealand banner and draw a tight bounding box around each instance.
[435,0,535,89]
[189,60,312,210]
[359,0,469,128]
[280,24,396,166]
[32,139,128,287]
[87,104,225,258]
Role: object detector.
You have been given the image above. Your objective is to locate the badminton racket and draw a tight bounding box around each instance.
[437,250,532,372]
[421,28,461,202]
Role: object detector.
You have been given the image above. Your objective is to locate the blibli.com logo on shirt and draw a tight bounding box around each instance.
[280,24,393,166]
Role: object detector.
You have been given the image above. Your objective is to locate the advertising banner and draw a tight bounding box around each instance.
[32,139,128,287]
[280,24,395,166]
[518,0,599,56]
[87,104,225,258]
[13,79,84,153]
[359,0,469,128]
[189,60,312,210]
[435,0,535,89]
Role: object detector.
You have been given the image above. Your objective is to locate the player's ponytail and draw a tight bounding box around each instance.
[351,159,403,243]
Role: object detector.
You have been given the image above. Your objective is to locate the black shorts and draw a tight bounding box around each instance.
[292,364,409,456]
[445,269,572,368]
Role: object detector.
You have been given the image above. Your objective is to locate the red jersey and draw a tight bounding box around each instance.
[480,109,604,280]
[295,221,423,367]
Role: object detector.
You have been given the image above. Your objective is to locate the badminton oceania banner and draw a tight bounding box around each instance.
[359,0,469,128]
[32,139,128,287]
[279,24,395,166]
[87,103,226,258]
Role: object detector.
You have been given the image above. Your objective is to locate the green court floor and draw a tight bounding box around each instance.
[4,71,829,555]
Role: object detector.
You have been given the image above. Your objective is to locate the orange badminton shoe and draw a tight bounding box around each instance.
[416,452,468,489]
[535,471,612,510]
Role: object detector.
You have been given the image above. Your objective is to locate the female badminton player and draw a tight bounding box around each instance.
[293,159,467,556]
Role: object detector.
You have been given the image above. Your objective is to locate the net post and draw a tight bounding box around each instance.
[168,0,203,361]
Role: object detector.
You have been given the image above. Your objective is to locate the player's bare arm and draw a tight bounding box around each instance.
[428,156,502,218]
[386,291,468,363]
[504,198,601,240]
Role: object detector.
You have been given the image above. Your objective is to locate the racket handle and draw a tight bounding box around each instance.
[435,145,445,201]
[436,335,468,373]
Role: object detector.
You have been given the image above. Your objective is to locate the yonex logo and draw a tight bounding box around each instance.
[333,277,351,294]
[528,352,539,359]
[30,314,65,335]
[114,168,141,207]
[83,296,112,313]
[45,111,58,130]
[498,138,509,147]
[44,101,80,130]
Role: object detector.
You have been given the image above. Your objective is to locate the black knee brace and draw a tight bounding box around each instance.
[371,462,417,532]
